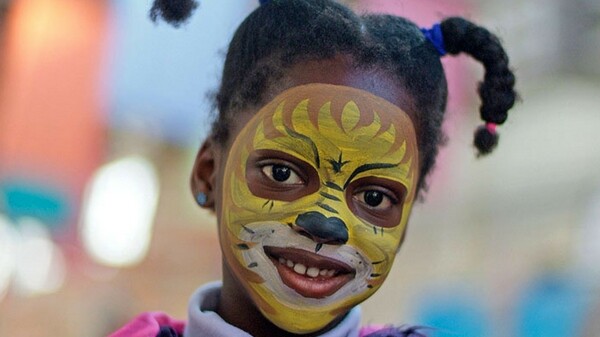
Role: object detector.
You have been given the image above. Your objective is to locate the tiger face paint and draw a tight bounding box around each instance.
[220,84,419,334]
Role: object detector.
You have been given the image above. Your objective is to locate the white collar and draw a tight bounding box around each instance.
[184,281,362,337]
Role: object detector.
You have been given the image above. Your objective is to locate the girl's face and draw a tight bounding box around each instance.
[196,58,420,334]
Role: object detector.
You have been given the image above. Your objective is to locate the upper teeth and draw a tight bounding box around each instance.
[278,257,336,278]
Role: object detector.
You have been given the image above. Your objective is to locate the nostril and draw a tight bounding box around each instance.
[295,227,314,241]
[294,227,334,244]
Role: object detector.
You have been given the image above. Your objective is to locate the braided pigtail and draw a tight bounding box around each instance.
[149,0,199,27]
[440,17,517,156]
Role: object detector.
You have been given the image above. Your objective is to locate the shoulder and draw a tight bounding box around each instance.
[108,312,186,337]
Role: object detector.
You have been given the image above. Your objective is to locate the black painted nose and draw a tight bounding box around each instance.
[294,211,348,245]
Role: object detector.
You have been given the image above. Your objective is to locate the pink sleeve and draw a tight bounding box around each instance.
[109,312,186,337]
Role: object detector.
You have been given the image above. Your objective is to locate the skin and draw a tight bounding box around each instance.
[191,55,420,337]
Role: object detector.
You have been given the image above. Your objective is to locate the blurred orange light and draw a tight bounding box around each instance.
[0,0,109,233]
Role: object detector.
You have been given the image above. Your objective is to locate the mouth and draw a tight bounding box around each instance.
[264,246,355,299]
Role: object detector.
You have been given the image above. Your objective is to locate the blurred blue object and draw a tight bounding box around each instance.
[107,1,253,146]
[0,180,70,231]
[415,286,490,337]
[516,272,591,337]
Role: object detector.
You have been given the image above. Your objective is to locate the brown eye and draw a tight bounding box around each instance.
[346,177,407,228]
[247,149,320,202]
[364,190,383,207]
[262,164,303,185]
[354,190,394,210]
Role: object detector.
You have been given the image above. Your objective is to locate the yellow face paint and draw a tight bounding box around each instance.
[220,84,419,334]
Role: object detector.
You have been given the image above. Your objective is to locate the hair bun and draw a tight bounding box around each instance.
[149,0,199,27]
[474,124,499,156]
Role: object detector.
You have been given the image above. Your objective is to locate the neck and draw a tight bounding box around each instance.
[216,260,345,337]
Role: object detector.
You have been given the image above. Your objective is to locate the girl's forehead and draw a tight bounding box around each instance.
[253,83,416,136]
[279,55,418,123]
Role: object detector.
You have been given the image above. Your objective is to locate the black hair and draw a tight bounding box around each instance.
[150,0,517,192]
[149,0,199,27]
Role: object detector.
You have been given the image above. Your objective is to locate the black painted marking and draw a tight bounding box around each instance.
[284,126,320,168]
[373,226,378,235]
[248,262,258,268]
[370,273,382,277]
[367,285,374,289]
[327,153,350,174]
[315,243,323,253]
[236,243,250,250]
[262,200,270,208]
[372,260,384,265]
[269,200,274,211]
[316,202,339,214]
[242,225,255,234]
[325,181,343,192]
[319,191,341,202]
[343,162,399,189]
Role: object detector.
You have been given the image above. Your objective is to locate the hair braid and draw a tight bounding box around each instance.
[441,17,517,155]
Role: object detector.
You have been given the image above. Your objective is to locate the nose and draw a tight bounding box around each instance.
[294,211,348,245]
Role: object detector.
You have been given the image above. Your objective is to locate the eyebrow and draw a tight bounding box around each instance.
[343,162,399,189]
[284,126,320,168]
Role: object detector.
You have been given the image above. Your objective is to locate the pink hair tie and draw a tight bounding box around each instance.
[485,122,497,134]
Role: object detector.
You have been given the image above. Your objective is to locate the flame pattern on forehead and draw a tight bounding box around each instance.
[263,85,413,158]
[220,83,419,334]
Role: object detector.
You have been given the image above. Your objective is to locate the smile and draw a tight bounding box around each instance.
[264,246,356,299]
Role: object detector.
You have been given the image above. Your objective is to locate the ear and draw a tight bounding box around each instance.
[190,139,218,210]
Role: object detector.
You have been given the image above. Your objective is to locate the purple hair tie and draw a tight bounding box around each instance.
[420,23,447,56]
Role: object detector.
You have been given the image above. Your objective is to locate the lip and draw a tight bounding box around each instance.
[264,246,355,299]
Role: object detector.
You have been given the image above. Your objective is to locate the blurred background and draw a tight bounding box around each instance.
[0,0,599,336]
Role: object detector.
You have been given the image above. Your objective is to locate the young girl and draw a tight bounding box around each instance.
[111,0,516,336]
